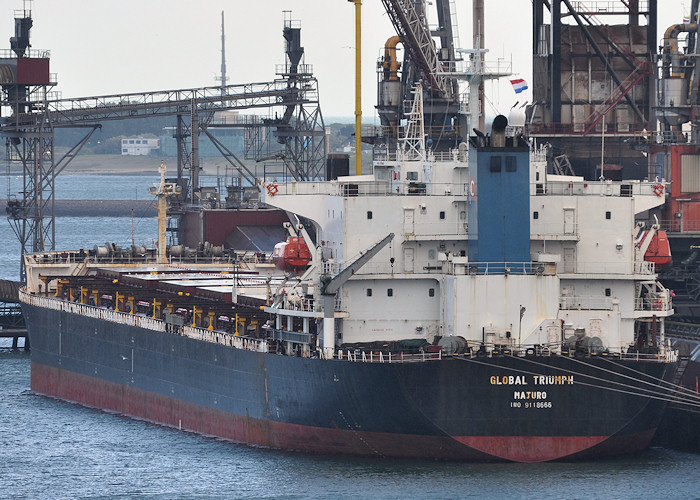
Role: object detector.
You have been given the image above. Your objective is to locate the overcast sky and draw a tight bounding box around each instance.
[1,1,688,121]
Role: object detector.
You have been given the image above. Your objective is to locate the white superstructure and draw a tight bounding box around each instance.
[261,116,672,358]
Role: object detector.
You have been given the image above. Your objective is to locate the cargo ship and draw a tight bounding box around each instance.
[19,105,687,462]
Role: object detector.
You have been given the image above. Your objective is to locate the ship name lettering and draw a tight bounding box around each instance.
[513,391,548,400]
[532,375,574,385]
[490,375,528,385]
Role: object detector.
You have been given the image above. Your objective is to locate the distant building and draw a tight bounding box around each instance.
[121,137,160,156]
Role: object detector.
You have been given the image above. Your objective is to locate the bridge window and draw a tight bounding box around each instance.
[489,156,502,172]
[367,211,373,220]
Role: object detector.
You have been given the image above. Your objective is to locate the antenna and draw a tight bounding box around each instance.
[218,11,228,95]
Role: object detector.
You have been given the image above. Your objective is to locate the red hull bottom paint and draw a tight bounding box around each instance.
[30,362,655,462]
[454,436,607,463]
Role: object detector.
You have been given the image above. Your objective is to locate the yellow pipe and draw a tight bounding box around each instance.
[384,36,402,81]
[350,0,362,175]
[663,23,698,78]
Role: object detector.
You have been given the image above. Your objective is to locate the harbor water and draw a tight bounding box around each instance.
[1,173,699,499]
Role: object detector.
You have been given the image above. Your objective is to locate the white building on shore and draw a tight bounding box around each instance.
[121,137,160,156]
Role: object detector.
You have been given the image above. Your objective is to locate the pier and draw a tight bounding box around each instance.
[0,199,154,218]
[0,280,28,350]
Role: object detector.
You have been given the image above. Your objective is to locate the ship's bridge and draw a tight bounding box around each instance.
[534,176,668,214]
[263,177,469,199]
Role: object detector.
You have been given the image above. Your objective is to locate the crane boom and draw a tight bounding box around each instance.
[380,0,452,98]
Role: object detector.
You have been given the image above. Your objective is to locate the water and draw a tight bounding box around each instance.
[0,172,220,280]
[1,172,223,201]
[0,354,698,499]
[1,175,700,498]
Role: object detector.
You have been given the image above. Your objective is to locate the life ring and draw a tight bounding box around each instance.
[652,183,664,197]
[525,347,536,357]
[267,183,278,196]
[653,299,663,310]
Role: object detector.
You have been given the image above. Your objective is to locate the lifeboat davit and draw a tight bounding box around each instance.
[272,236,311,273]
[642,230,672,268]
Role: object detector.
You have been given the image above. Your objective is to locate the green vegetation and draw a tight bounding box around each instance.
[54,117,363,156]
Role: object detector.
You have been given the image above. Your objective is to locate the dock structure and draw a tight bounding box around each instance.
[0,280,28,350]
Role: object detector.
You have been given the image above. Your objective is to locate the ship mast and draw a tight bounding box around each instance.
[149,161,181,264]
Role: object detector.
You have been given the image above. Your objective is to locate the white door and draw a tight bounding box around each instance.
[563,247,576,273]
[404,247,414,273]
[404,208,415,234]
[564,208,575,234]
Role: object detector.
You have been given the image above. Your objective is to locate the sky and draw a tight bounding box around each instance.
[0,0,689,122]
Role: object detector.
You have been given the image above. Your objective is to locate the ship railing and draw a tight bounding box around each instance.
[461,262,544,275]
[19,290,166,332]
[436,58,512,77]
[349,259,558,277]
[568,1,650,14]
[0,48,51,59]
[336,349,442,363]
[267,180,468,198]
[371,141,466,159]
[448,339,675,362]
[272,178,666,201]
[334,342,674,363]
[560,296,614,310]
[403,221,468,238]
[634,261,656,274]
[282,294,316,312]
[534,180,663,198]
[181,325,269,353]
[531,221,579,239]
[634,293,673,313]
[233,250,274,265]
[321,260,340,277]
[27,250,88,266]
[560,261,655,275]
[633,129,695,145]
[274,63,314,76]
[659,218,700,233]
[527,121,648,135]
[166,254,238,265]
[20,289,274,352]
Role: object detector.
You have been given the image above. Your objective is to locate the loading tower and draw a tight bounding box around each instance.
[528,0,658,179]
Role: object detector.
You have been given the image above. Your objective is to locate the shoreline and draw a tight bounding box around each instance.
[2,154,267,176]
[2,153,289,177]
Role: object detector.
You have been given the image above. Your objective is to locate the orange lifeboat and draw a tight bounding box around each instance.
[642,230,672,268]
[272,236,311,273]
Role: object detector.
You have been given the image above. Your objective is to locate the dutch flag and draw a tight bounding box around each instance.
[510,78,528,94]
